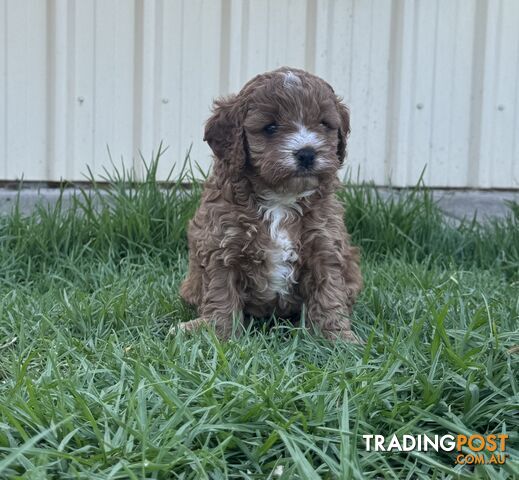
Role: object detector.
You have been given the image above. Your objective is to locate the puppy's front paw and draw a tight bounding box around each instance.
[323,328,364,344]
[169,317,209,336]
[170,316,241,340]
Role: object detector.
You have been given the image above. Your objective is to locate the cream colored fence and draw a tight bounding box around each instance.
[1,0,518,187]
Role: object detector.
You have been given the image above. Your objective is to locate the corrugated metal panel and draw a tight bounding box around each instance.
[3,0,48,180]
[1,0,518,187]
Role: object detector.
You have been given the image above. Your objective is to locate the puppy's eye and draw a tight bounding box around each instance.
[320,120,334,130]
[263,123,278,135]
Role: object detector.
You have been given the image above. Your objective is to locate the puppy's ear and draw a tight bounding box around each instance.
[204,95,247,180]
[336,101,351,164]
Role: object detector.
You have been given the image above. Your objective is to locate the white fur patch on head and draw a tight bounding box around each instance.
[283,71,302,88]
[284,124,325,152]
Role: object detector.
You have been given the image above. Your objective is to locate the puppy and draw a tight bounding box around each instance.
[179,67,362,341]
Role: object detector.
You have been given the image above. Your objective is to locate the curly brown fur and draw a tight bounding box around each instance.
[178,67,362,341]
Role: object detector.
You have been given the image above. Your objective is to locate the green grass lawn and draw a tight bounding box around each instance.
[0,158,518,479]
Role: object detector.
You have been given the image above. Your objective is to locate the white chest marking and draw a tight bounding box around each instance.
[258,191,314,297]
[264,206,297,296]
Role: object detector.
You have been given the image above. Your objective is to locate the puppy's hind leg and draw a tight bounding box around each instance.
[180,261,203,307]
[176,266,244,340]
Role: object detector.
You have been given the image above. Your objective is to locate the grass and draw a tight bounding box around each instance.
[0,150,518,479]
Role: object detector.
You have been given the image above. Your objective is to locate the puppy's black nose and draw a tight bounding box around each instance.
[295,147,316,169]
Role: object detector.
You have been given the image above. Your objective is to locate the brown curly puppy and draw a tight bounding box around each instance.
[178,67,362,341]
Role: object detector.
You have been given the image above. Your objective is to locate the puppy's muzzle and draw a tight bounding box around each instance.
[295,147,316,170]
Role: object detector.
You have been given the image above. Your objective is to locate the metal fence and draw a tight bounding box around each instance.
[1,0,518,187]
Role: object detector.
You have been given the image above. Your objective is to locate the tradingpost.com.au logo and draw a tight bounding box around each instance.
[363,433,510,465]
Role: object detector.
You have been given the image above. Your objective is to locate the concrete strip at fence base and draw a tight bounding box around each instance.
[432,190,519,222]
[0,187,518,222]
